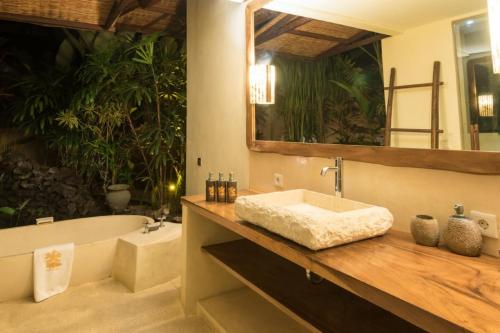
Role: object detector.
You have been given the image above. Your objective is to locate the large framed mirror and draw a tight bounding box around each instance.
[245,1,500,174]
[455,14,500,152]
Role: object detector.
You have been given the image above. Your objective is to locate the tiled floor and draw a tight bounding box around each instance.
[0,278,212,333]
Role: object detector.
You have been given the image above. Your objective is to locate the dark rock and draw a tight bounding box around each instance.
[61,184,77,198]
[65,176,83,186]
[67,203,77,216]
[13,166,30,175]
[16,160,32,169]
[16,172,32,180]
[0,151,104,227]
[20,181,35,189]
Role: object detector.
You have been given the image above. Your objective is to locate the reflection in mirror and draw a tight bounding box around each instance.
[455,15,500,152]
[254,8,387,145]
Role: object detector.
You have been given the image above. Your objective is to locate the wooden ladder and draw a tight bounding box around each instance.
[384,61,444,149]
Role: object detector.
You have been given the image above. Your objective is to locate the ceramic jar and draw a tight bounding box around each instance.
[443,215,482,257]
[106,184,131,212]
[410,215,440,247]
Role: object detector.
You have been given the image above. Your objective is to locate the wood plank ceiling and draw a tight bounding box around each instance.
[255,8,386,60]
[0,0,186,37]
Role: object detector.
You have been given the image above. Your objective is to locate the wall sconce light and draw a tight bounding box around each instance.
[250,64,276,105]
[478,94,494,117]
[488,0,500,73]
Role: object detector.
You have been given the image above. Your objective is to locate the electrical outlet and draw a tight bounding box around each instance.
[470,210,498,239]
[273,173,284,188]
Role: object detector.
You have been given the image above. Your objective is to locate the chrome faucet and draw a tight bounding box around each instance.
[143,213,169,234]
[320,157,343,198]
[143,221,160,234]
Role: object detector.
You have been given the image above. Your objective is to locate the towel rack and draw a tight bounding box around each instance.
[384,61,444,149]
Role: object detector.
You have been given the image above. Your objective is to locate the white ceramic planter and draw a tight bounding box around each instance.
[106,184,131,212]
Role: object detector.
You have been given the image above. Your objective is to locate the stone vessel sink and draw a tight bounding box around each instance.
[235,189,393,251]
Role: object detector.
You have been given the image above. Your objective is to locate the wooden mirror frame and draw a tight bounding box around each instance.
[245,0,500,174]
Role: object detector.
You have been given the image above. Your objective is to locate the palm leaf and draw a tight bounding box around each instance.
[0,207,15,216]
[331,80,369,116]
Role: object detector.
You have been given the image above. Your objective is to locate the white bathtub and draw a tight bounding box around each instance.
[0,215,160,302]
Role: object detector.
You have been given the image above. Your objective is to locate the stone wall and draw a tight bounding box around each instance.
[0,151,101,228]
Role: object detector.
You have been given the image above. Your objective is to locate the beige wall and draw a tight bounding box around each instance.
[186,0,249,195]
[187,0,499,256]
[249,153,500,256]
[382,17,464,150]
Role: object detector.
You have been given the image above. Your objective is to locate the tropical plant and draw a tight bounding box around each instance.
[4,29,108,135]
[272,56,329,142]
[5,29,186,214]
[126,34,186,211]
[10,68,70,135]
[0,199,30,228]
[327,52,385,145]
[261,42,385,145]
[58,32,186,211]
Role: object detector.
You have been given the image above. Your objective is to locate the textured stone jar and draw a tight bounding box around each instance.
[443,216,482,257]
[410,215,440,247]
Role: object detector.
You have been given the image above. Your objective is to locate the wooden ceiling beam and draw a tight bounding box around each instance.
[318,31,386,59]
[255,15,312,46]
[116,21,185,39]
[137,11,185,31]
[104,0,140,30]
[0,12,102,31]
[103,0,164,31]
[0,0,186,35]
[146,0,186,17]
[288,30,349,43]
[255,12,287,38]
[163,0,186,35]
[138,0,162,7]
[256,49,316,62]
[145,4,180,15]
[141,12,170,30]
[319,30,370,56]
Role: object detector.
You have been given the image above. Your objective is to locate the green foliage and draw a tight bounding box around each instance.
[0,207,15,216]
[0,199,30,228]
[10,68,70,135]
[272,57,329,142]
[6,30,186,213]
[261,43,386,145]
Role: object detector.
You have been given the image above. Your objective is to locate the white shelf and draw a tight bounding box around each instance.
[197,288,311,333]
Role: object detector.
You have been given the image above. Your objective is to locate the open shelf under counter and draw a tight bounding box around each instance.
[198,288,311,333]
[203,239,423,333]
[182,191,500,333]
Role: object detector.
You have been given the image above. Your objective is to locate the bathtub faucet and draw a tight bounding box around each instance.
[157,214,167,228]
[143,221,160,234]
[320,157,343,198]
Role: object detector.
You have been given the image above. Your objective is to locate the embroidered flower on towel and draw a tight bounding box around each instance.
[44,250,62,271]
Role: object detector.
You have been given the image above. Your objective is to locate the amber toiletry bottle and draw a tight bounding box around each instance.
[206,172,216,202]
[216,172,227,202]
[226,172,238,203]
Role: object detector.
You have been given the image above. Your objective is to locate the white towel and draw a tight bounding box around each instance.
[33,243,74,302]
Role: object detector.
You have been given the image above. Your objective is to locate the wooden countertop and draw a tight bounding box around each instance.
[182,191,500,333]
